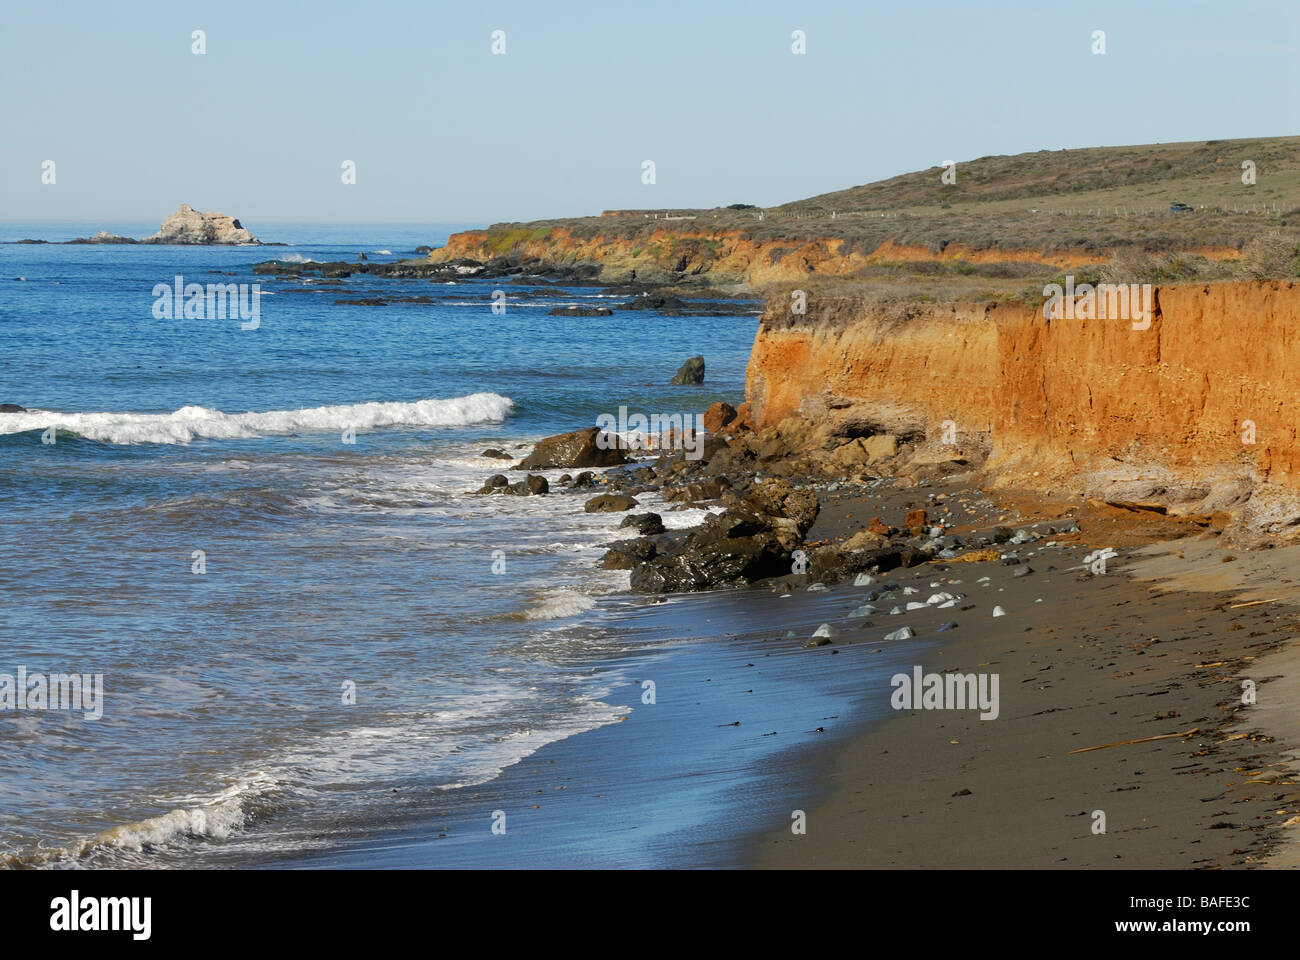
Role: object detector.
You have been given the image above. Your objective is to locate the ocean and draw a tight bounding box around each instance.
[0,222,791,867]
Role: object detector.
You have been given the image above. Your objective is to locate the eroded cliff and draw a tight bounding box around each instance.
[428,226,1115,287]
[744,280,1300,538]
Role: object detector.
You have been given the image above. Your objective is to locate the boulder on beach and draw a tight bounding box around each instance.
[831,433,898,468]
[843,530,890,552]
[584,493,639,513]
[620,512,666,535]
[516,427,628,470]
[742,478,819,536]
[515,475,549,496]
[476,474,510,494]
[629,522,789,593]
[703,401,737,434]
[669,356,705,385]
[807,540,925,584]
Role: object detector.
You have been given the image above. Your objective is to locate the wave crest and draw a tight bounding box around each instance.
[0,393,514,445]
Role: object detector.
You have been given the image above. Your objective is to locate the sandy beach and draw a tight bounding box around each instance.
[219,476,1300,870]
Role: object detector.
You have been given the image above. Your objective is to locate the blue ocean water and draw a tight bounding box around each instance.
[0,222,768,866]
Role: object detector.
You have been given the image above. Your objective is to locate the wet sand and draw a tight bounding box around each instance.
[249,480,1300,869]
[753,489,1300,868]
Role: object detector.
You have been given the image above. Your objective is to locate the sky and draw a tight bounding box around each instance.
[2,0,1297,227]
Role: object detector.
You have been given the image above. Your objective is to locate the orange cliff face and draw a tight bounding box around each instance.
[745,281,1300,532]
[426,227,1117,287]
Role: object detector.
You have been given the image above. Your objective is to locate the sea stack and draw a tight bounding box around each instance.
[145,204,260,245]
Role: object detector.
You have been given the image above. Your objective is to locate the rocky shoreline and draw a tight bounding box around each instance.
[477,411,1300,868]
[483,411,1037,597]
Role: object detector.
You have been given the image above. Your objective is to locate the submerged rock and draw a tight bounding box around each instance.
[548,306,612,317]
[669,355,705,385]
[476,474,509,494]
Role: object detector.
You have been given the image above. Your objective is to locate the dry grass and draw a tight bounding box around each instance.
[465,136,1300,293]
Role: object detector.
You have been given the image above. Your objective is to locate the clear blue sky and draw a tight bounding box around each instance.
[3,0,1296,226]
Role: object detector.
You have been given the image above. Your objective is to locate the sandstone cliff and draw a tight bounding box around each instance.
[744,280,1300,539]
[427,226,1111,288]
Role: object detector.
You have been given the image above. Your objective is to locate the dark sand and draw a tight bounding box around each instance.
[247,479,1300,869]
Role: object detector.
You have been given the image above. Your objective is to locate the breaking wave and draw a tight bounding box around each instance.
[0,393,514,445]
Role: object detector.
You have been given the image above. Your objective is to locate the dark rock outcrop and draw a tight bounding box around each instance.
[548,306,612,317]
[517,427,628,470]
[669,355,705,385]
[628,509,771,592]
[620,512,666,535]
[584,493,639,513]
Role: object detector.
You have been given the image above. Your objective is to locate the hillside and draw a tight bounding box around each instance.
[428,136,1300,297]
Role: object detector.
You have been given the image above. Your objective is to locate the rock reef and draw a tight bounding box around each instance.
[68,205,261,245]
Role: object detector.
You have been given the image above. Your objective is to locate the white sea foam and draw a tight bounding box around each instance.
[0,393,514,445]
[2,772,282,867]
[524,588,597,621]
